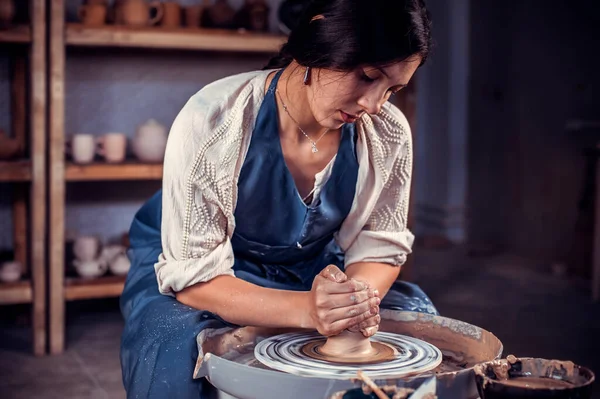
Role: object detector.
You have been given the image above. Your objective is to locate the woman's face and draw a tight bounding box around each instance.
[307,57,421,129]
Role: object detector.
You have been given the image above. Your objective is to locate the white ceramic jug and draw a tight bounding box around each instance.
[132,119,168,163]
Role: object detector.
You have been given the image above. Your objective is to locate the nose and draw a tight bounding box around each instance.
[357,92,385,115]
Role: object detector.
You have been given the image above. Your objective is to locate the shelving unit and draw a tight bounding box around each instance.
[48,0,285,354]
[0,0,47,356]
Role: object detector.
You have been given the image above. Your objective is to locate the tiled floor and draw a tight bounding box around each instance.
[1,246,599,398]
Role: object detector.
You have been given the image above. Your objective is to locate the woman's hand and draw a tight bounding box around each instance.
[308,265,380,337]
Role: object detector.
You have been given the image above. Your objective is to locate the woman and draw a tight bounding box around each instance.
[120,0,435,397]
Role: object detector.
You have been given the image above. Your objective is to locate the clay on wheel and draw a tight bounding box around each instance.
[320,330,376,358]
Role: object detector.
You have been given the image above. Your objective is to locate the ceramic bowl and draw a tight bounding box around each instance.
[474,356,595,398]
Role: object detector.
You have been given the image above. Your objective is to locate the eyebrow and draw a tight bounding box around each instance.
[375,66,408,87]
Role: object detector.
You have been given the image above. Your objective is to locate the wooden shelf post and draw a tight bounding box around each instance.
[49,0,66,355]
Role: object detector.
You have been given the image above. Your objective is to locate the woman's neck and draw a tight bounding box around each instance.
[275,62,328,140]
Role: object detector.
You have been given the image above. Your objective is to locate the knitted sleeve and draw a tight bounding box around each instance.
[343,105,415,267]
[154,91,247,295]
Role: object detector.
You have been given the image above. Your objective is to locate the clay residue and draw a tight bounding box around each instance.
[499,377,573,389]
[474,356,591,390]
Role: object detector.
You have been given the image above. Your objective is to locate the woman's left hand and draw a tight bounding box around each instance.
[320,265,381,338]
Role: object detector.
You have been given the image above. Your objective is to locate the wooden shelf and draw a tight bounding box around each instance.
[0,25,32,44]
[65,161,163,181]
[0,160,32,182]
[0,280,33,305]
[64,275,126,301]
[65,23,286,53]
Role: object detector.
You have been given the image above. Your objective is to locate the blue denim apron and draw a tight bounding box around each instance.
[120,70,438,398]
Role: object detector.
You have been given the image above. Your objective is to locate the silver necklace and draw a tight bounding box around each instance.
[276,90,330,153]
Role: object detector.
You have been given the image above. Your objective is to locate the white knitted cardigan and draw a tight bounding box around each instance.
[155,69,415,295]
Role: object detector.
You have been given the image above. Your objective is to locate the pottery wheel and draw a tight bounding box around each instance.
[254,331,443,379]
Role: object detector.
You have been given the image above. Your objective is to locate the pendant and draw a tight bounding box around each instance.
[311,143,318,153]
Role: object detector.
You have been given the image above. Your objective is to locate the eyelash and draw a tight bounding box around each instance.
[360,71,400,96]
[360,72,376,83]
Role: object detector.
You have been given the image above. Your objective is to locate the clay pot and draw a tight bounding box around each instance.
[204,0,236,29]
[78,3,107,27]
[132,119,167,163]
[73,235,101,262]
[235,0,269,32]
[120,0,163,27]
[184,1,210,28]
[160,1,181,28]
[0,129,23,160]
[0,0,15,30]
[0,260,21,283]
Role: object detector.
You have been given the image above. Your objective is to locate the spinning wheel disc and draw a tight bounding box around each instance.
[254,331,442,379]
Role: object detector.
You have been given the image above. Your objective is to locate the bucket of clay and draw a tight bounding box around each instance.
[474,356,595,398]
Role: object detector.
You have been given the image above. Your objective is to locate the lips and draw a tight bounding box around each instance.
[340,111,360,123]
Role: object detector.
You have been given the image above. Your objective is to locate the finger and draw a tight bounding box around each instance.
[327,288,376,309]
[347,311,380,332]
[322,297,380,324]
[327,307,377,336]
[361,324,379,338]
[319,264,347,283]
[320,278,370,295]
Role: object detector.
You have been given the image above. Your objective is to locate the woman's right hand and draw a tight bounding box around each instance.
[308,265,380,337]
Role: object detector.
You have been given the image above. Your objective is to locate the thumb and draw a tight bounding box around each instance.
[320,264,347,283]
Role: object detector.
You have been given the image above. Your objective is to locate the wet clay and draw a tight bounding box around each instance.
[302,339,396,365]
[498,377,573,389]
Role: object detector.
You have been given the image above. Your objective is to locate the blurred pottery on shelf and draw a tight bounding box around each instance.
[117,0,163,27]
[0,129,23,160]
[109,253,131,276]
[0,0,15,30]
[0,260,22,283]
[73,259,107,279]
[132,119,167,163]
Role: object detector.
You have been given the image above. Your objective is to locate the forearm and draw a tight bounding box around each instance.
[176,275,312,329]
[345,262,401,298]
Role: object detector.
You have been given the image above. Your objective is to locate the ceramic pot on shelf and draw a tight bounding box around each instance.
[73,259,108,279]
[119,0,163,27]
[109,253,131,276]
[0,261,22,283]
[0,129,23,160]
[0,0,15,30]
[132,119,168,163]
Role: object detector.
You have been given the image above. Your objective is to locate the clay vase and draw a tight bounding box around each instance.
[132,119,168,163]
[204,0,236,29]
[78,3,108,27]
[0,0,15,30]
[0,129,23,160]
[120,0,163,27]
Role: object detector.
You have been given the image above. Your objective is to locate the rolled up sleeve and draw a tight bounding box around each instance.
[344,125,415,267]
[154,97,237,296]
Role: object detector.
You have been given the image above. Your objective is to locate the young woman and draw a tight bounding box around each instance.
[120,0,436,397]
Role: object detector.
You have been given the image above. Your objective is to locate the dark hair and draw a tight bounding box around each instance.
[264,0,432,70]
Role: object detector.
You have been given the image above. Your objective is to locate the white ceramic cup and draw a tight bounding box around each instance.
[97,133,127,163]
[73,235,100,262]
[70,134,96,164]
